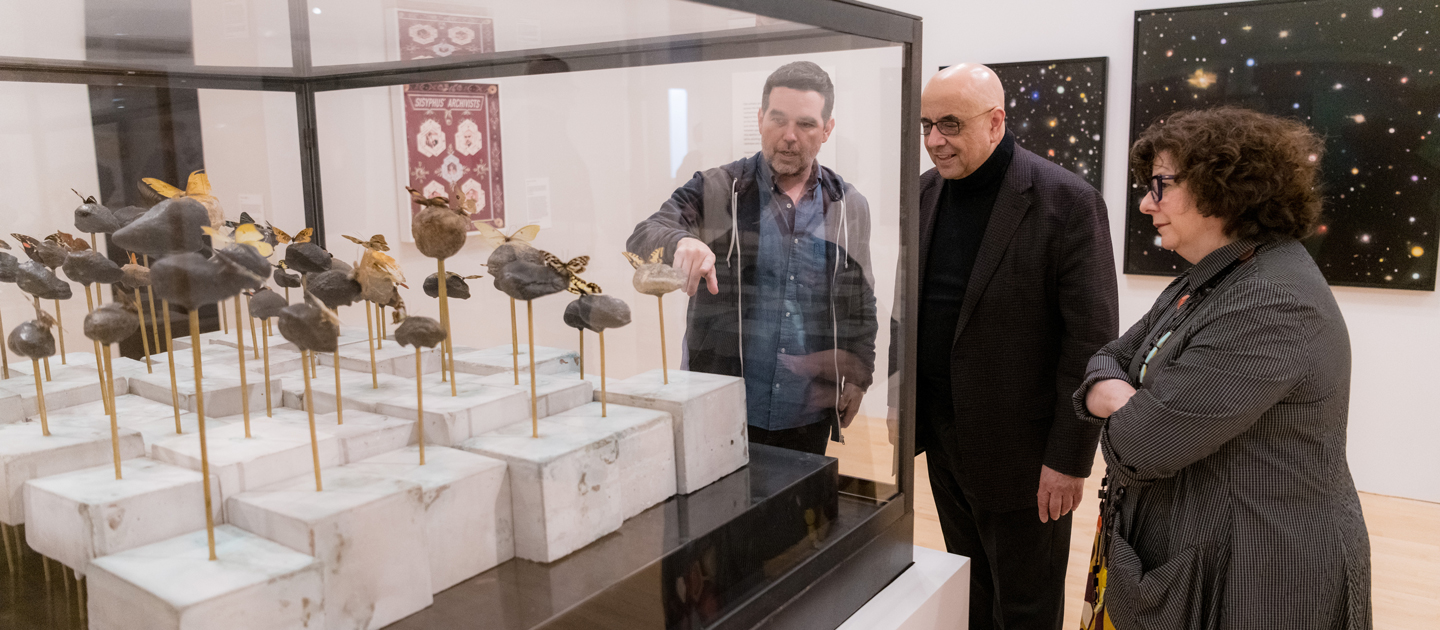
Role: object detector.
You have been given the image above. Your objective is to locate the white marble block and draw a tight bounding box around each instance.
[479,372,594,419]
[244,347,307,376]
[550,403,677,520]
[87,524,325,630]
[129,371,280,418]
[0,421,146,525]
[0,364,127,418]
[23,457,223,576]
[169,329,239,350]
[318,342,444,377]
[227,467,433,630]
[286,368,412,417]
[461,420,620,563]
[599,369,748,494]
[349,446,513,592]
[372,373,529,447]
[150,419,342,511]
[269,409,415,464]
[451,345,580,377]
[3,352,109,374]
[0,389,22,424]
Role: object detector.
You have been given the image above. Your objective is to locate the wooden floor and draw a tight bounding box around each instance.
[829,415,1440,629]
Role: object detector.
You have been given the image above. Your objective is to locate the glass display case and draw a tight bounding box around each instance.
[0,1,921,628]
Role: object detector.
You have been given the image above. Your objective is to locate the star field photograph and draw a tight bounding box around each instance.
[1127,0,1440,290]
[990,58,1109,190]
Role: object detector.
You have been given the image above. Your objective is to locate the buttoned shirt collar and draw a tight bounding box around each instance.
[1186,236,1263,289]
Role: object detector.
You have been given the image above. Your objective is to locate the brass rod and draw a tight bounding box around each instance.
[54,299,65,364]
[334,350,343,425]
[659,296,668,385]
[0,304,8,379]
[235,297,250,438]
[416,347,425,466]
[365,299,378,389]
[599,330,607,418]
[527,300,538,438]
[302,350,323,491]
[162,300,181,433]
[33,359,49,435]
[510,298,520,385]
[132,290,151,372]
[103,350,121,480]
[85,286,111,416]
[188,310,216,561]
[262,319,273,417]
[438,259,456,397]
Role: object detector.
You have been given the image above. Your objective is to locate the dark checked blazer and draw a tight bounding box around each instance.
[893,145,1118,512]
[1073,237,1372,630]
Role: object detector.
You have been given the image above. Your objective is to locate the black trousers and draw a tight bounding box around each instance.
[749,421,831,456]
[927,455,1070,630]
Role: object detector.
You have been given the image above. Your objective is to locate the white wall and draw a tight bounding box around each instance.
[865,0,1440,503]
[0,0,105,373]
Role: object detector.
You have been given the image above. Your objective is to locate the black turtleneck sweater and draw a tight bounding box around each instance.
[917,132,1016,457]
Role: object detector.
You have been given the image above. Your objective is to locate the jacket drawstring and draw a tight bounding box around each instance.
[727,179,743,377]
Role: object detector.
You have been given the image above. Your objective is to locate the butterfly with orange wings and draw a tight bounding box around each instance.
[268,225,314,245]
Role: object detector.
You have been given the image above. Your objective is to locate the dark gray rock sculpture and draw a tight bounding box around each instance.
[16,261,72,300]
[394,316,446,349]
[284,242,332,275]
[8,320,56,359]
[83,303,140,346]
[277,303,339,353]
[62,251,125,286]
[494,261,566,301]
[111,197,211,257]
[248,289,288,320]
[563,294,632,332]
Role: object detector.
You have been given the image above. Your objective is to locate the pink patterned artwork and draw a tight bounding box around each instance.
[399,11,504,229]
[397,11,494,60]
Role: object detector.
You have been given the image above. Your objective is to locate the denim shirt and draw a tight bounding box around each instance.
[745,160,831,431]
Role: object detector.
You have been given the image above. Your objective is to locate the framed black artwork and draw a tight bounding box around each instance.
[989,57,1109,191]
[1126,0,1440,290]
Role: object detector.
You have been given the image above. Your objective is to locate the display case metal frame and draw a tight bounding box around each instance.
[0,1,922,627]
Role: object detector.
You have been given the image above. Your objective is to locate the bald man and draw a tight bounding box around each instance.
[896,64,1117,628]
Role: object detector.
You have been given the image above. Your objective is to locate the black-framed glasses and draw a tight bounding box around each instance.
[1147,175,1178,202]
[921,106,998,137]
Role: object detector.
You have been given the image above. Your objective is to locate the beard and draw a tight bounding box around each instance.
[767,148,808,177]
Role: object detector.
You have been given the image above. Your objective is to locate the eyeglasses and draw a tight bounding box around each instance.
[1147,175,1178,202]
[921,106,998,137]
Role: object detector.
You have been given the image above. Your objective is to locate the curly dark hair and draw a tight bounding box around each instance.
[1130,107,1325,240]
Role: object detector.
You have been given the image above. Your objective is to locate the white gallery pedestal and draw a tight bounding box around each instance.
[38,395,232,455]
[150,419,343,512]
[319,343,443,377]
[372,374,529,447]
[87,524,325,630]
[478,372,594,419]
[349,446,514,593]
[451,345,579,377]
[269,409,415,464]
[461,420,620,563]
[0,421,146,525]
[0,363,128,418]
[549,402,676,520]
[227,466,433,630]
[837,546,970,630]
[129,372,279,418]
[289,368,412,416]
[23,457,222,576]
[0,388,21,424]
[600,369,748,494]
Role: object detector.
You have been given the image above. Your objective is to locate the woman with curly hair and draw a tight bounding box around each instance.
[1074,107,1371,630]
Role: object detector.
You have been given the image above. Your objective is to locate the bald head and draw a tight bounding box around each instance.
[922,64,1008,179]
